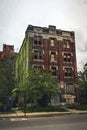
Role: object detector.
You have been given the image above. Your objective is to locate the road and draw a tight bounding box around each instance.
[0,114,87,130]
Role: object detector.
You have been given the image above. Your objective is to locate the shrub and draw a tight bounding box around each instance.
[0,102,4,112]
[21,106,67,113]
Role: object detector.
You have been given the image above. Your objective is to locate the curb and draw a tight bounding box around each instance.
[25,112,72,118]
[0,112,71,118]
[0,111,87,118]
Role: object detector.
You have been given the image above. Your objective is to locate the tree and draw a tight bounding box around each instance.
[78,63,87,104]
[25,68,59,107]
[0,53,15,110]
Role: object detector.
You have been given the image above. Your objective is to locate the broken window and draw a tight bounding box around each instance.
[34,37,42,46]
[65,83,75,94]
[51,66,57,76]
[64,68,72,77]
[33,65,44,70]
[50,51,56,62]
[64,53,72,62]
[33,50,43,60]
[63,40,70,48]
[50,39,55,46]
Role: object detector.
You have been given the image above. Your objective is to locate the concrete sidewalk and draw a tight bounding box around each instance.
[0,109,87,118]
[67,109,87,114]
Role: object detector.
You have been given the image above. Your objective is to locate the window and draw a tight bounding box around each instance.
[43,28,49,33]
[64,68,72,77]
[65,83,75,94]
[64,53,72,62]
[63,40,70,48]
[33,65,44,70]
[33,50,43,60]
[57,30,62,35]
[51,66,57,76]
[34,37,42,46]
[63,43,70,48]
[50,51,56,62]
[50,39,55,46]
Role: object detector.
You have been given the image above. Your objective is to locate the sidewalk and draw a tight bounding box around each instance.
[0,109,87,118]
[67,109,87,114]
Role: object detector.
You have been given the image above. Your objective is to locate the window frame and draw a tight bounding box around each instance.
[33,36,42,46]
[33,50,43,60]
[64,53,72,62]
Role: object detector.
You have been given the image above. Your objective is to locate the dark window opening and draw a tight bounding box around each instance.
[57,30,62,35]
[63,40,70,48]
[51,66,57,76]
[51,51,56,55]
[33,50,43,60]
[64,53,72,62]
[33,65,43,70]
[65,72,72,76]
[43,28,49,33]
[63,39,70,44]
[34,37,42,46]
[64,58,72,62]
[64,68,72,77]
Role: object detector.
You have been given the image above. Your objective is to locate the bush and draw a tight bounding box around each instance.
[20,106,68,113]
[78,105,87,110]
[80,100,87,105]
[0,102,4,112]
[66,104,79,109]
[66,104,87,110]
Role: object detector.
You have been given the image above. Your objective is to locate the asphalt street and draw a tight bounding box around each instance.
[0,114,87,130]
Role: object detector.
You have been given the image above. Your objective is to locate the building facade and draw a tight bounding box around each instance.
[15,25,79,105]
[0,44,14,58]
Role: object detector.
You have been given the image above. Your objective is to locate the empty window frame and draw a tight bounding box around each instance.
[50,51,56,62]
[51,66,57,76]
[50,39,55,46]
[63,40,70,48]
[34,37,42,46]
[33,65,44,70]
[33,50,43,60]
[64,53,72,62]
[65,83,75,94]
[64,68,72,76]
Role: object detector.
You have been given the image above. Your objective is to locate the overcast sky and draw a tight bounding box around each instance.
[0,0,87,70]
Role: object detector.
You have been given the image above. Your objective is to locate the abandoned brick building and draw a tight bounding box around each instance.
[15,25,79,105]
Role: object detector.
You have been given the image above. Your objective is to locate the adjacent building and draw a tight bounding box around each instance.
[0,44,14,58]
[15,25,79,105]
